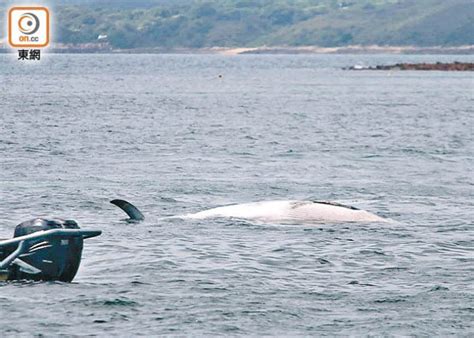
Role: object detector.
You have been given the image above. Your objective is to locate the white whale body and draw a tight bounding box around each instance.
[111,199,389,224]
[181,200,387,223]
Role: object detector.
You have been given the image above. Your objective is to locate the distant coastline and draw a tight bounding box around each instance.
[345,62,474,71]
[1,45,474,55]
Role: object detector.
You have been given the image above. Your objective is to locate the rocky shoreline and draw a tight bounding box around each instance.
[346,62,474,71]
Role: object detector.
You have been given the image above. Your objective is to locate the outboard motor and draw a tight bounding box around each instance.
[0,218,101,282]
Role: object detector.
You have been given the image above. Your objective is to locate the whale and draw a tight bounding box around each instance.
[111,199,389,224]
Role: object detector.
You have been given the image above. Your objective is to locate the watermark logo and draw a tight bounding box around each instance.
[8,6,50,61]
[9,7,50,48]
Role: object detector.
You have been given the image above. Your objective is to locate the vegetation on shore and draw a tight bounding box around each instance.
[1,0,473,49]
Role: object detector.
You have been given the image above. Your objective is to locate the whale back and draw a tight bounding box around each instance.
[287,201,386,223]
[183,200,387,223]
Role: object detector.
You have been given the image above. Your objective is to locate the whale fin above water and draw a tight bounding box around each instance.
[110,199,145,221]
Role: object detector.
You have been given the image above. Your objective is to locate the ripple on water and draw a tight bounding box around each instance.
[0,54,473,335]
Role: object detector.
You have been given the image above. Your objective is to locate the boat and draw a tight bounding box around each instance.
[0,218,101,282]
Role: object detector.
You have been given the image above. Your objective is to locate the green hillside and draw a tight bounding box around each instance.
[2,0,473,48]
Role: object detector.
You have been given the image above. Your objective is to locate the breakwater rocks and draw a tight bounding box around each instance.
[346,62,474,71]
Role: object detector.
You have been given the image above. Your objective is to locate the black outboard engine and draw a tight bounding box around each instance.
[0,218,101,282]
[11,219,83,281]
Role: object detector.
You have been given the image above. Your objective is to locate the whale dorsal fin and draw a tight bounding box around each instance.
[312,200,360,210]
[110,199,145,221]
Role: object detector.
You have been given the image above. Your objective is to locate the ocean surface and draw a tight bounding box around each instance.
[0,53,473,336]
